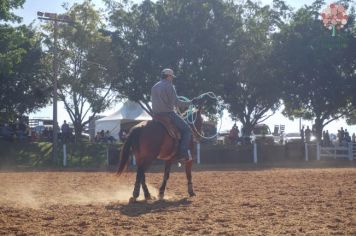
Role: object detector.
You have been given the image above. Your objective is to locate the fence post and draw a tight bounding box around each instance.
[348,142,353,161]
[253,142,257,164]
[197,142,201,164]
[316,142,320,161]
[304,142,308,161]
[106,146,109,166]
[63,144,67,167]
[132,154,136,166]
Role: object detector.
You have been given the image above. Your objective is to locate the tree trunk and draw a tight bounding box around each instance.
[74,120,83,144]
[314,118,323,143]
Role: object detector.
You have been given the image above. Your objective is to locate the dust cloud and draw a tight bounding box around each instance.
[0,172,161,208]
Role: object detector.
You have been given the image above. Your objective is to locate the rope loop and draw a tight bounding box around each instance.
[178,92,223,140]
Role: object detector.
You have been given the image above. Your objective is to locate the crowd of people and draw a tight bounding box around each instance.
[300,125,356,146]
[226,123,356,146]
[94,128,128,144]
[0,119,74,143]
[0,121,29,142]
[94,130,116,143]
[335,127,355,146]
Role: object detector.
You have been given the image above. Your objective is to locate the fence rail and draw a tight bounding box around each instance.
[305,142,354,161]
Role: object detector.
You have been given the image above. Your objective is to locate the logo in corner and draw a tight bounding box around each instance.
[321,3,348,37]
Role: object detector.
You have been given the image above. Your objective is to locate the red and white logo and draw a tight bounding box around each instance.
[321,3,348,36]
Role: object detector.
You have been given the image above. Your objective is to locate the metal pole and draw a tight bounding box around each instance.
[253,142,257,164]
[52,19,59,162]
[37,12,74,163]
[299,117,301,132]
[317,142,320,161]
[106,146,109,166]
[197,142,201,164]
[305,142,308,161]
[63,144,67,166]
[348,142,353,161]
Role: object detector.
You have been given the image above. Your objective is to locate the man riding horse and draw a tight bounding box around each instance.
[151,68,202,163]
[117,68,205,202]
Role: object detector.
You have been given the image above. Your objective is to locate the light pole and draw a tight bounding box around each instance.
[37,11,73,163]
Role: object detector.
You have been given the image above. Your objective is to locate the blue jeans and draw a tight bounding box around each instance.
[156,112,192,157]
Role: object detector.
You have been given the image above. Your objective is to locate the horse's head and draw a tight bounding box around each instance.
[185,104,204,136]
[188,93,221,139]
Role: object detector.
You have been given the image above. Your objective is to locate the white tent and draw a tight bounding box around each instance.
[95,101,151,139]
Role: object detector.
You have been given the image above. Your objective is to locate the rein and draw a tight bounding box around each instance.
[178,92,223,140]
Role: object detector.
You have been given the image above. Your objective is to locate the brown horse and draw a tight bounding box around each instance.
[117,106,203,203]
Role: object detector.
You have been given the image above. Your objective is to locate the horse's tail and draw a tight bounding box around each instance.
[117,126,142,176]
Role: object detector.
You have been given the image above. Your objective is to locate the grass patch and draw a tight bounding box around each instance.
[0,139,121,169]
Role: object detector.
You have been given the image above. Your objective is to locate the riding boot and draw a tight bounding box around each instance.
[176,150,190,162]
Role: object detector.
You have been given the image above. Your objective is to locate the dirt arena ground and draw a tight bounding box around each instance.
[0,166,355,235]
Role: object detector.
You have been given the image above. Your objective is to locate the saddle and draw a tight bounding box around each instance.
[153,115,181,140]
[153,115,182,161]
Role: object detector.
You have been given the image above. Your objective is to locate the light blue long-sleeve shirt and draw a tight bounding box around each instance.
[151,79,191,114]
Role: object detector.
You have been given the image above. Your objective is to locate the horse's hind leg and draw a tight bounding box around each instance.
[159,161,172,200]
[185,160,196,197]
[130,166,144,203]
[141,172,152,200]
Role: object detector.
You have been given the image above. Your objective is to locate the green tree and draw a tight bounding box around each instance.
[0,0,50,123]
[221,0,290,136]
[273,0,356,141]
[42,0,116,141]
[0,0,24,23]
[107,0,240,115]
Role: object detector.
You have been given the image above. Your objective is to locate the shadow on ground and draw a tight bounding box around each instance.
[106,198,192,217]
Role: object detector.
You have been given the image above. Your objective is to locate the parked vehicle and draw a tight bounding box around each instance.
[251,124,274,145]
[283,132,302,144]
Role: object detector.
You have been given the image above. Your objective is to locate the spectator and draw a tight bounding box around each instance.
[325,130,331,146]
[228,123,239,145]
[337,129,342,145]
[95,132,101,142]
[300,126,305,143]
[105,130,116,143]
[1,123,15,142]
[48,127,53,140]
[43,127,49,140]
[100,130,105,139]
[312,124,316,135]
[322,131,326,146]
[340,127,345,144]
[352,133,356,143]
[305,126,311,143]
[345,129,351,143]
[17,121,27,141]
[61,120,70,143]
[119,129,128,143]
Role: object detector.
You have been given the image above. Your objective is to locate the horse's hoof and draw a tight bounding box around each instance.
[129,197,137,204]
[158,194,164,200]
[145,195,152,201]
[189,192,196,197]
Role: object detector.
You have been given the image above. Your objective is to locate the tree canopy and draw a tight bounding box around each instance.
[2,0,356,141]
[107,0,240,115]
[273,0,356,140]
[0,0,50,123]
[41,0,116,140]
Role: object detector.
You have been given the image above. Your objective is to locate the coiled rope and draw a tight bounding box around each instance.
[178,92,224,140]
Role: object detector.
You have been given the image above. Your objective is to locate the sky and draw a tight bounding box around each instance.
[14,0,356,135]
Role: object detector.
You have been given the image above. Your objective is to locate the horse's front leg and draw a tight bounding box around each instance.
[185,160,195,197]
[159,161,172,200]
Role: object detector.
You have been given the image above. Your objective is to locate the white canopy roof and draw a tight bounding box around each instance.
[95,101,151,138]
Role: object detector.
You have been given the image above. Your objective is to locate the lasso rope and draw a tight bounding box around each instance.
[178,92,224,140]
